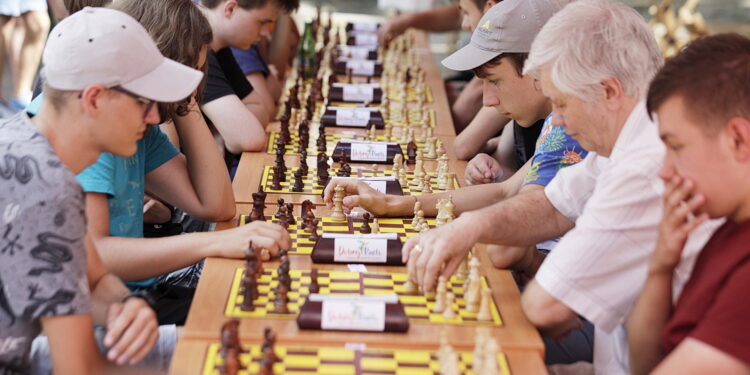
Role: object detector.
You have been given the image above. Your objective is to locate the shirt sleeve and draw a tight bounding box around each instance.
[690,261,750,364]
[231,45,270,77]
[537,163,664,332]
[76,153,116,196]
[543,153,600,221]
[6,191,91,321]
[201,50,241,105]
[523,125,588,188]
[143,127,179,174]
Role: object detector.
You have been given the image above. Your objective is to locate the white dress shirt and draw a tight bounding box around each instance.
[536,101,722,374]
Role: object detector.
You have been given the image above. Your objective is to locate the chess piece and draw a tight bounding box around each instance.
[371,163,379,173]
[477,288,493,322]
[270,167,283,190]
[241,274,257,311]
[419,220,430,233]
[274,198,286,220]
[220,319,241,359]
[220,347,241,375]
[371,218,380,234]
[307,218,320,241]
[368,124,377,141]
[456,254,469,281]
[403,269,419,293]
[392,153,403,174]
[406,140,418,164]
[431,275,447,313]
[250,188,267,222]
[481,338,502,375]
[299,152,309,176]
[384,122,393,140]
[465,258,482,313]
[347,67,353,84]
[442,292,456,319]
[421,174,432,193]
[308,268,320,293]
[398,166,408,186]
[292,170,305,192]
[359,212,372,234]
[331,185,347,221]
[425,137,437,159]
[411,201,422,227]
[413,151,425,179]
[285,203,296,226]
[473,329,488,373]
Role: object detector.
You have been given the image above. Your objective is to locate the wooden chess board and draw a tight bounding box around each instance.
[238,214,435,255]
[225,268,503,326]
[202,342,511,375]
[384,106,436,128]
[265,132,436,158]
[259,167,457,196]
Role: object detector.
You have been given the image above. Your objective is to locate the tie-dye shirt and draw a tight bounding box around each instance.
[523,115,587,187]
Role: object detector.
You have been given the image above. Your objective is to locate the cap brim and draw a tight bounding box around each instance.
[441,43,500,72]
[121,57,203,103]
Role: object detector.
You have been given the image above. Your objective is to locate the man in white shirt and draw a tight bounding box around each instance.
[402,1,721,373]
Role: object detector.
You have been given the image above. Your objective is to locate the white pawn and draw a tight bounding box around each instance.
[482,339,501,375]
[431,276,447,313]
[392,153,403,174]
[477,288,493,322]
[411,201,422,227]
[372,218,380,234]
[473,329,488,373]
[403,269,419,293]
[421,174,433,193]
[442,292,456,319]
[398,165,408,186]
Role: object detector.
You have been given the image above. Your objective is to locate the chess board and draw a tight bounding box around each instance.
[383,106,436,128]
[259,167,457,196]
[265,131,437,158]
[238,214,435,255]
[202,342,511,375]
[385,84,434,103]
[225,268,503,326]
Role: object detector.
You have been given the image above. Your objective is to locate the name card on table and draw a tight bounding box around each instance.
[315,294,398,332]
[331,234,392,263]
[344,60,376,76]
[337,84,376,102]
[351,22,379,33]
[335,108,371,127]
[353,33,378,46]
[350,142,388,162]
[337,45,376,60]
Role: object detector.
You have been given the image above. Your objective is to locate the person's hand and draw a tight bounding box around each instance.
[323,177,391,216]
[465,153,502,185]
[217,221,292,259]
[650,172,708,273]
[402,214,482,292]
[104,298,159,366]
[378,15,411,45]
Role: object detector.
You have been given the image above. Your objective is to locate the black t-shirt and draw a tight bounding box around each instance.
[513,119,544,169]
[201,47,254,105]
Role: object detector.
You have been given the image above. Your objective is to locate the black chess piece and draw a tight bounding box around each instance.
[285,203,296,226]
[309,269,320,293]
[299,151,309,176]
[359,212,372,234]
[250,188,267,222]
[270,167,282,190]
[406,141,418,164]
[307,218,320,241]
[274,198,285,219]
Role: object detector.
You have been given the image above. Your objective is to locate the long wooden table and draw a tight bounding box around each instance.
[171,28,545,374]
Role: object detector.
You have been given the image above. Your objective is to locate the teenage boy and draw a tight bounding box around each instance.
[628,33,750,375]
[0,8,201,374]
[199,0,299,161]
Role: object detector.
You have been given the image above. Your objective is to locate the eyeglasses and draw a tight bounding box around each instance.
[110,86,156,119]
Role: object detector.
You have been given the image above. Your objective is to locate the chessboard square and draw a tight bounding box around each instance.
[327,270,360,280]
[316,347,355,361]
[360,357,397,371]
[317,364,356,374]
[363,277,395,287]
[329,282,360,292]
[363,288,398,296]
[404,306,431,316]
[393,368,433,375]
[285,354,321,368]
[394,350,431,363]
[390,272,408,282]
[399,295,426,304]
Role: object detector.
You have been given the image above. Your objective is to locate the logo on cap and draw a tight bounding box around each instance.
[481,20,491,30]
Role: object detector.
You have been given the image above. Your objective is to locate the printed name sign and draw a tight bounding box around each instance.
[352,23,378,32]
[354,33,378,46]
[342,85,374,102]
[335,108,371,127]
[320,299,386,331]
[338,46,375,60]
[346,60,376,76]
[350,142,388,162]
[333,237,388,263]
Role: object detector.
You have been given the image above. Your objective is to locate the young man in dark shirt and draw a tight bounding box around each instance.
[628,33,750,375]
[199,0,299,164]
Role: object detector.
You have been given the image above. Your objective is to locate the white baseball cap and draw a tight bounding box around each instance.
[442,0,561,71]
[43,7,203,102]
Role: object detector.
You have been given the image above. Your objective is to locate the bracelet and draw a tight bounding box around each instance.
[122,290,158,312]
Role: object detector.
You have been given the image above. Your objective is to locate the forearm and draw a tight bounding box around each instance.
[468,189,573,247]
[90,273,130,326]
[454,107,510,160]
[172,104,235,219]
[93,232,221,282]
[402,4,462,33]
[627,269,674,375]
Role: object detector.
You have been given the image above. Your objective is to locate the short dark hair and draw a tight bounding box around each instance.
[201,0,299,13]
[63,0,111,14]
[473,52,528,79]
[646,33,750,134]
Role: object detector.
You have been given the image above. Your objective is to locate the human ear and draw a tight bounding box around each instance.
[600,78,624,110]
[224,0,237,18]
[484,0,498,12]
[725,117,750,162]
[79,85,107,118]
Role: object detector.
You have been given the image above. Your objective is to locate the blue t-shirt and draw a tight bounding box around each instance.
[230,44,270,77]
[523,115,588,187]
[76,126,179,288]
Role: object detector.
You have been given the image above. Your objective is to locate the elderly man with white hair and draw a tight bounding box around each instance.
[401,0,721,373]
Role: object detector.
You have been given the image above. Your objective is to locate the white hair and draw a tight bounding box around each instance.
[523,0,663,102]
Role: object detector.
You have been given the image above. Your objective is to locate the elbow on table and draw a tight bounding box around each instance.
[453,140,474,161]
[225,131,267,154]
[521,290,567,329]
[192,203,236,223]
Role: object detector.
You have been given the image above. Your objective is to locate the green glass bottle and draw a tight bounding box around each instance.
[300,21,315,79]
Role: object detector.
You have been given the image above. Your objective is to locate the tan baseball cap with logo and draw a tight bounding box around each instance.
[43,7,202,102]
[442,0,561,71]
